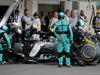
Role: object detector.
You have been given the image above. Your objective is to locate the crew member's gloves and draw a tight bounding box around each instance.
[7,47,12,52]
[70,40,73,44]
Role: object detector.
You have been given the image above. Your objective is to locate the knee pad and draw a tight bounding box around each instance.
[58,52,63,58]
[65,52,70,58]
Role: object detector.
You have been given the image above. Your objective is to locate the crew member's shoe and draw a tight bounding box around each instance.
[66,64,72,67]
[0,61,5,65]
[3,61,7,64]
[57,64,63,67]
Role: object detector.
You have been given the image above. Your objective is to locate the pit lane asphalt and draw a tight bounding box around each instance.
[0,62,100,75]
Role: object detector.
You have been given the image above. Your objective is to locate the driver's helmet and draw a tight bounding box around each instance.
[1,25,8,32]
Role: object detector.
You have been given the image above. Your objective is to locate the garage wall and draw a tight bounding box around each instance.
[38,0,60,5]
[38,4,53,16]
[38,0,60,16]
[0,0,97,35]
[78,2,96,34]
[65,1,72,11]
[26,0,38,17]
[39,4,59,16]
[0,0,25,19]
[18,0,25,18]
[0,0,13,6]
[38,4,60,16]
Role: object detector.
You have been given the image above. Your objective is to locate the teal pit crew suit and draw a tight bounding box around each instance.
[53,12,73,67]
[0,25,11,64]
